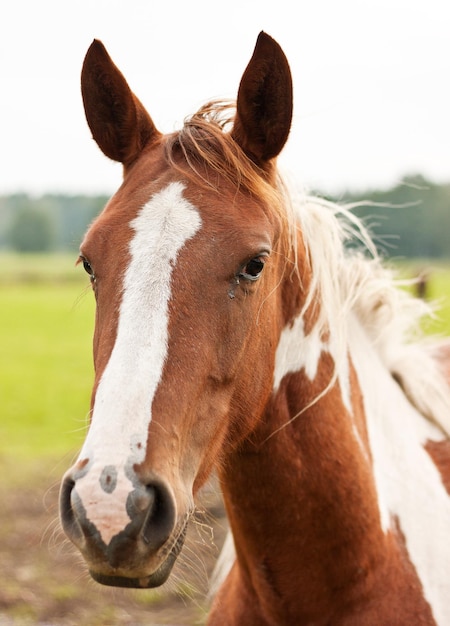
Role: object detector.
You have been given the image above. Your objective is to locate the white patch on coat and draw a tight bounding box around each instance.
[72,182,202,543]
[349,316,450,626]
[273,313,352,413]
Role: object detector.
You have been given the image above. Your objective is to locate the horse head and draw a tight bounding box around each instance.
[60,32,300,588]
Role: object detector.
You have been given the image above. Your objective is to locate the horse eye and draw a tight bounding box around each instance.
[239,257,266,282]
[80,257,95,281]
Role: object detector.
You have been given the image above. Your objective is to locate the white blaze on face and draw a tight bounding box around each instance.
[73,182,202,544]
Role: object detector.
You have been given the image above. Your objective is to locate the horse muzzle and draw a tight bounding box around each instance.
[59,466,189,588]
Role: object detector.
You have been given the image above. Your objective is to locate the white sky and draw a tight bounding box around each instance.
[1,0,449,195]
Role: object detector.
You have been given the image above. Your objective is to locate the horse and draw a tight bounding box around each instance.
[59,32,450,625]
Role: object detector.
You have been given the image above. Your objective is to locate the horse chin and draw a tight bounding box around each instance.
[90,549,178,589]
[89,522,187,589]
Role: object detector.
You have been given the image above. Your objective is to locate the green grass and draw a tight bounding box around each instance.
[395,261,450,336]
[1,254,94,463]
[426,269,450,336]
[1,254,449,468]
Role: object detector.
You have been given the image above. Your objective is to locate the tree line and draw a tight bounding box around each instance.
[336,174,450,259]
[0,193,107,253]
[1,174,449,257]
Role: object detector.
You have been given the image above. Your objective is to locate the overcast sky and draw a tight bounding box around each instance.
[1,0,449,196]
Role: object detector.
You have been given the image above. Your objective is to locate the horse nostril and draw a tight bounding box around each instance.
[59,476,83,544]
[103,479,177,569]
[135,481,176,550]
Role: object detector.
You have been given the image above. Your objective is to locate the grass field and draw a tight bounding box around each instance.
[395,261,450,336]
[1,253,450,465]
[1,254,95,463]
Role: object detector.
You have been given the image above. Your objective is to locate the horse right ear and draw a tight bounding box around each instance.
[231,32,293,167]
[81,40,160,169]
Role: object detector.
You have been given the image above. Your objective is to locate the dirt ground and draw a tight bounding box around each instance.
[0,460,228,626]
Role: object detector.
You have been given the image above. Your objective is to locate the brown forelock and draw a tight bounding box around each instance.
[165,102,290,239]
[165,100,309,325]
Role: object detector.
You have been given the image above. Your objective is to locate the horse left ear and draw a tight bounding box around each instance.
[231,32,293,166]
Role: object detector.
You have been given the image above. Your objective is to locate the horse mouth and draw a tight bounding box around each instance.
[89,521,188,589]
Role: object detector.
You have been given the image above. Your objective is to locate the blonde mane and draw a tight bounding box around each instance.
[286,177,450,437]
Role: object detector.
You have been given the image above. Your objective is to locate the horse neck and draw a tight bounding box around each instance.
[218,310,387,624]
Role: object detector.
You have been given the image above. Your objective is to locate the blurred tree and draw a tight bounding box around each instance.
[335,175,450,258]
[9,208,54,252]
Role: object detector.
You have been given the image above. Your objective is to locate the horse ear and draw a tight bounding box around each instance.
[81,40,160,168]
[232,32,293,166]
